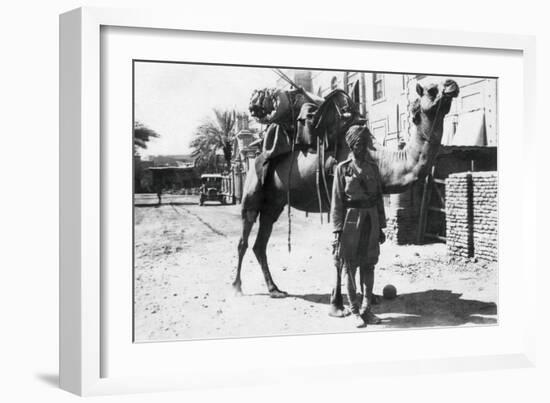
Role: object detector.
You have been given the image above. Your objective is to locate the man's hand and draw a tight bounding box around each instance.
[379,229,386,244]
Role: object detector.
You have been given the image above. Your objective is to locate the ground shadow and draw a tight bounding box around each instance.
[195,203,232,207]
[35,373,59,388]
[134,201,198,207]
[290,289,497,328]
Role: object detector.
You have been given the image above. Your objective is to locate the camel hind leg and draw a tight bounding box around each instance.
[232,210,258,296]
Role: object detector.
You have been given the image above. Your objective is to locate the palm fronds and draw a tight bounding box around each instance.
[134,121,160,154]
[189,109,237,172]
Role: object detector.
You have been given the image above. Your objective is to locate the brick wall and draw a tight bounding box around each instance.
[472,172,498,261]
[384,188,420,245]
[446,174,472,258]
[385,208,419,245]
[445,172,498,261]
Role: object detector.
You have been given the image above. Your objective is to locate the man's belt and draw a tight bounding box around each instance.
[344,199,377,209]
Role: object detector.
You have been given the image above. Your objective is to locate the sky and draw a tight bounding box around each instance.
[134,62,276,157]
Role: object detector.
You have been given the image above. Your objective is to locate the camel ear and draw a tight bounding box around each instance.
[416,83,424,97]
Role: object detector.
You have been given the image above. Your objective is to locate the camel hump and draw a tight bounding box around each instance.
[317,89,358,123]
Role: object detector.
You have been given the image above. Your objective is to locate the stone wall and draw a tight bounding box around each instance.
[445,172,498,261]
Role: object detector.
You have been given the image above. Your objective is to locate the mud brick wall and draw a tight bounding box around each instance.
[384,188,419,245]
[446,172,498,261]
[472,172,498,261]
[446,174,471,258]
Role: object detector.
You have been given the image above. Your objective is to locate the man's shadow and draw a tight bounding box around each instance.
[292,289,497,328]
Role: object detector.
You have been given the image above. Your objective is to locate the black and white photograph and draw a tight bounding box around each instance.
[133,62,498,342]
[3,0,548,399]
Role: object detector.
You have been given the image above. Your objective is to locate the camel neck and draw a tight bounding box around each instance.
[403,115,444,178]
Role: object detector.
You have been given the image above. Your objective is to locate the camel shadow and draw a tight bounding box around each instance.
[291,289,497,328]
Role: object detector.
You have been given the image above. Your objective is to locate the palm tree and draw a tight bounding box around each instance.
[190,109,236,173]
[134,121,160,155]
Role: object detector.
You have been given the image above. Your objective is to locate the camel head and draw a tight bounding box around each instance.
[411,79,459,141]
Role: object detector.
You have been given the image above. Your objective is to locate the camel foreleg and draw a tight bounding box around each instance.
[253,212,288,298]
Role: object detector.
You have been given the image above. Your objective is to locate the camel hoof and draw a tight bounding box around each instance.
[353,314,367,328]
[328,305,351,318]
[269,289,288,298]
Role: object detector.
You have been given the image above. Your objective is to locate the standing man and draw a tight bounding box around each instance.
[330,125,386,327]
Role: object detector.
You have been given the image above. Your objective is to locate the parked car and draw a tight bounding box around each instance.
[199,174,235,205]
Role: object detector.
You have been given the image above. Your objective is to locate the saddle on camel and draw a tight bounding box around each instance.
[249,84,361,181]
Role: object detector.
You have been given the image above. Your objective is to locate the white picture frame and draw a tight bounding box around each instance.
[60,7,537,396]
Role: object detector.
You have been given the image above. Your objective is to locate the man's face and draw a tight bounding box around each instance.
[351,138,367,161]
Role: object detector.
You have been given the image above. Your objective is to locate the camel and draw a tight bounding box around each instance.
[232,79,460,304]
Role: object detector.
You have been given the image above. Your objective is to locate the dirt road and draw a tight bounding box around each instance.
[134,194,497,342]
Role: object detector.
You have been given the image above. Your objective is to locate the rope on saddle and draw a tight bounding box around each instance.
[287,138,295,253]
[320,131,332,223]
[316,136,323,225]
[286,92,295,253]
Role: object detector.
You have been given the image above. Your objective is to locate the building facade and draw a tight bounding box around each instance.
[278,69,498,149]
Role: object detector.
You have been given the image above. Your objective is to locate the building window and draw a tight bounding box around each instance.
[351,80,360,104]
[346,76,366,117]
[346,79,361,104]
[330,76,338,90]
[373,73,384,101]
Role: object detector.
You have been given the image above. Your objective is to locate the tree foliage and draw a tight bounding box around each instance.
[134,121,160,155]
[190,109,236,173]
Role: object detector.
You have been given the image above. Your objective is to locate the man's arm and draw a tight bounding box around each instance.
[377,194,387,229]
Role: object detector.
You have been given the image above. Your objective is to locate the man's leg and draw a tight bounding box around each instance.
[344,265,360,315]
[346,265,368,327]
[360,264,381,324]
[329,256,350,317]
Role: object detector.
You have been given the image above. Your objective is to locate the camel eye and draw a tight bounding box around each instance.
[427,86,438,98]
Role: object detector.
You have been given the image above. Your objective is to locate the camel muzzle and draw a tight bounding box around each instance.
[442,80,460,98]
